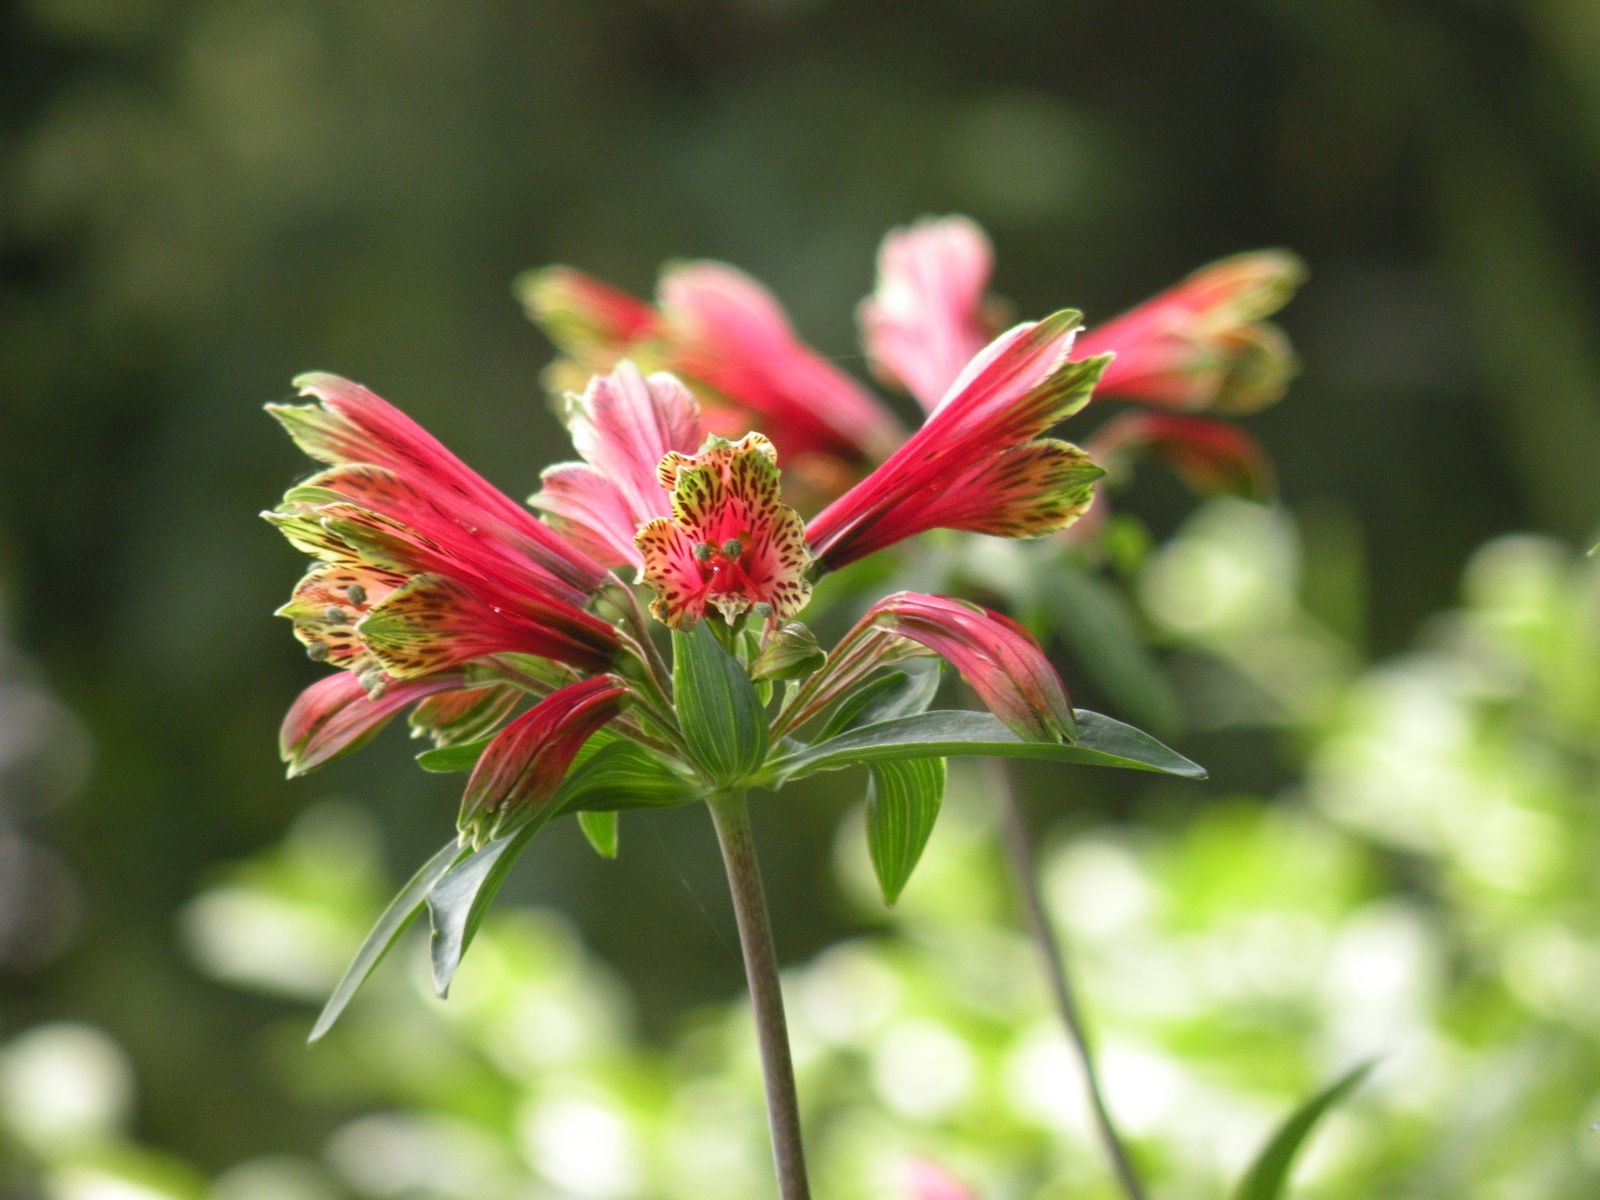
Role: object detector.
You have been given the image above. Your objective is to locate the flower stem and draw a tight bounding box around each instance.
[706,791,812,1200]
[990,762,1149,1200]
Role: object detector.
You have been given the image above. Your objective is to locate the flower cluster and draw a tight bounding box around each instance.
[522,214,1302,507]
[264,213,1272,1022]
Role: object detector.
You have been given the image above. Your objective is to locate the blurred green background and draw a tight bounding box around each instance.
[3,1,1600,1197]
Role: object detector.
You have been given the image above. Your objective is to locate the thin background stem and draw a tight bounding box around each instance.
[706,791,812,1200]
[989,760,1150,1200]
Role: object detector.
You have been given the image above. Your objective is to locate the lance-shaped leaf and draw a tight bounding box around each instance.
[816,664,944,742]
[1234,1059,1377,1200]
[426,739,693,995]
[456,676,627,847]
[309,838,463,1041]
[769,709,1204,784]
[869,592,1074,742]
[672,621,769,786]
[866,758,947,905]
[280,672,460,777]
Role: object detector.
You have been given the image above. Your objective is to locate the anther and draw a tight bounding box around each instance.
[344,583,367,605]
[692,541,715,562]
[721,538,743,558]
[324,606,347,624]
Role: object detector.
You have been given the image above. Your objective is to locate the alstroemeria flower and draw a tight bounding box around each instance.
[805,310,1107,570]
[265,373,633,839]
[522,216,1300,516]
[863,216,1304,416]
[531,363,814,630]
[521,260,902,464]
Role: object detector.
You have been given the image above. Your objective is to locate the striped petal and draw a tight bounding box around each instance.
[869,592,1074,742]
[806,311,1109,569]
[458,676,629,846]
[280,672,460,777]
[1075,250,1305,414]
[637,434,812,628]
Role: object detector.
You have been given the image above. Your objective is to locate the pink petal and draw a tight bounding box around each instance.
[859,215,997,412]
[659,261,903,460]
[459,676,628,845]
[275,373,606,595]
[530,364,705,568]
[280,672,460,777]
[903,1160,979,1200]
[870,592,1074,742]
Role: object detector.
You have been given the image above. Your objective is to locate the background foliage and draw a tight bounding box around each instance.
[3,1,1599,1197]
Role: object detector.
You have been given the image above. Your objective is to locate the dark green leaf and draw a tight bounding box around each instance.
[866,758,946,904]
[1038,557,1183,739]
[1234,1059,1377,1200]
[552,740,697,813]
[815,665,943,742]
[578,810,619,858]
[769,709,1205,784]
[426,824,536,997]
[310,838,462,1041]
[672,622,768,785]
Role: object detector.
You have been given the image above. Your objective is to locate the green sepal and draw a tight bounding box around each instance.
[768,709,1204,785]
[866,758,946,905]
[578,811,619,858]
[672,621,769,786]
[309,839,463,1041]
[1234,1059,1377,1200]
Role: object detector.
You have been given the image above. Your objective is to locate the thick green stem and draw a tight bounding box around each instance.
[706,792,811,1200]
[991,762,1149,1200]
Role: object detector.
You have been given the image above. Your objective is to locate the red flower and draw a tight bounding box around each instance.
[805,311,1106,571]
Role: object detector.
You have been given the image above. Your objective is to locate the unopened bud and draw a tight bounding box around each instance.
[750,621,826,682]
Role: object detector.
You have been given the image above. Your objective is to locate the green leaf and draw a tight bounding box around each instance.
[578,810,619,858]
[423,740,693,995]
[1234,1059,1377,1200]
[1038,557,1183,739]
[310,838,463,1041]
[672,622,768,785]
[552,740,697,812]
[866,758,946,904]
[814,664,943,742]
[426,825,536,997]
[769,709,1205,784]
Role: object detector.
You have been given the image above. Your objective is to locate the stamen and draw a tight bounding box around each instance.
[345,583,367,605]
[693,541,715,562]
[324,606,347,624]
[721,538,744,558]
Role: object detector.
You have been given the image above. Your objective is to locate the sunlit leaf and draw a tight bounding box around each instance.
[866,757,946,904]
[770,709,1205,784]
[578,810,619,858]
[309,838,462,1041]
[1234,1059,1377,1200]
